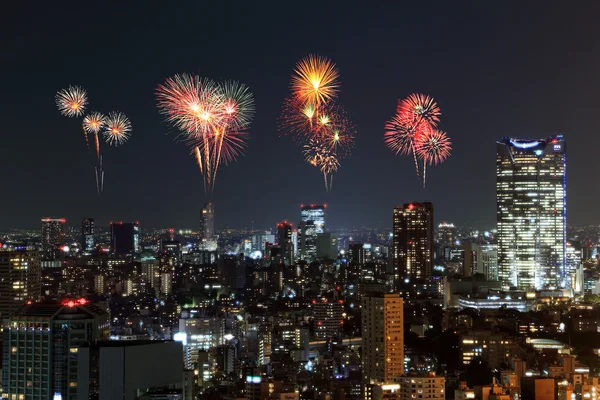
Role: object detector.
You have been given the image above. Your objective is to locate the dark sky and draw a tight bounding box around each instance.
[2,1,599,231]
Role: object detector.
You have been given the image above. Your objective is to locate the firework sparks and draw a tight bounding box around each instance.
[56,86,88,117]
[416,128,451,187]
[103,111,132,146]
[398,93,441,127]
[156,74,255,194]
[83,112,106,160]
[292,55,340,106]
[384,113,431,175]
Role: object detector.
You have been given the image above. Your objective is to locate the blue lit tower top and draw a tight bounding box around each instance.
[496,135,566,289]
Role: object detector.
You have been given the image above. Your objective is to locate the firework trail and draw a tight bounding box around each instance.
[384,113,432,176]
[56,86,88,117]
[83,112,106,161]
[156,74,255,195]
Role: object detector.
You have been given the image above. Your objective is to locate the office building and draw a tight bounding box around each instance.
[463,243,499,280]
[0,244,41,319]
[316,232,338,260]
[437,222,456,246]
[81,217,95,254]
[110,221,140,256]
[349,243,365,265]
[299,204,326,262]
[398,373,445,400]
[41,218,66,260]
[496,136,566,289]
[77,340,184,400]
[392,203,434,283]
[2,300,109,400]
[313,298,344,339]
[361,293,404,383]
[520,377,556,400]
[277,221,293,266]
[199,202,215,243]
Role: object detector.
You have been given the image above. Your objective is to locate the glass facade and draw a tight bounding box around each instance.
[299,204,326,261]
[496,136,566,289]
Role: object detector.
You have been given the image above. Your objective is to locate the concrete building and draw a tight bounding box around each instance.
[77,340,184,400]
[398,372,445,400]
[0,244,41,320]
[361,293,404,383]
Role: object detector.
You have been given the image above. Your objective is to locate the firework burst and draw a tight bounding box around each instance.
[156,74,255,194]
[83,112,106,161]
[398,93,441,127]
[292,55,340,106]
[103,111,132,146]
[56,86,88,117]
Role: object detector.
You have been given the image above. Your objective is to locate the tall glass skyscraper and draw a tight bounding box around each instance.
[81,217,95,254]
[299,204,326,261]
[496,135,566,289]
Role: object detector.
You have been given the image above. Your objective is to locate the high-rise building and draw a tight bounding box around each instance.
[316,232,338,259]
[77,340,184,400]
[41,218,66,260]
[2,300,109,400]
[312,298,344,340]
[277,221,293,266]
[299,204,326,262]
[110,221,140,256]
[392,203,434,283]
[349,243,366,265]
[496,136,566,289]
[463,243,499,280]
[437,222,456,246]
[200,202,215,242]
[361,293,404,384]
[81,217,95,254]
[0,244,41,319]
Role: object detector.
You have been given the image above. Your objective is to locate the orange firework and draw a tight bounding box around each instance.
[83,112,106,161]
[56,86,88,117]
[292,55,340,106]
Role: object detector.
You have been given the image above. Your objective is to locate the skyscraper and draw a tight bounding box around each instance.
[496,136,566,289]
[361,293,404,383]
[299,204,326,262]
[81,217,95,254]
[437,221,456,246]
[40,218,66,260]
[200,202,215,242]
[392,203,434,283]
[277,221,293,266]
[110,221,140,256]
[2,300,109,399]
[0,244,41,319]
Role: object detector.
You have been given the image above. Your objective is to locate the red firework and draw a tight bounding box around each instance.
[398,93,441,127]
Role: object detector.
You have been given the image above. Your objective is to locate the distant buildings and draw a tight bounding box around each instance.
[110,221,140,256]
[299,204,326,262]
[81,217,95,254]
[361,293,404,384]
[437,221,456,246]
[2,300,109,399]
[0,244,41,319]
[496,136,566,289]
[312,298,344,339]
[316,232,338,260]
[392,203,434,284]
[463,243,498,280]
[40,217,66,259]
[398,373,445,400]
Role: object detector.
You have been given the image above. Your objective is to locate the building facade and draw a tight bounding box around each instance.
[496,136,566,289]
[277,221,293,266]
[199,202,215,243]
[392,203,434,284]
[110,221,140,256]
[361,293,404,383]
[2,300,109,399]
[41,218,66,260]
[0,244,41,320]
[81,217,95,254]
[299,204,326,262]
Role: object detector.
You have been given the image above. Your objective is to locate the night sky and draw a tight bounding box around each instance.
[2,2,599,231]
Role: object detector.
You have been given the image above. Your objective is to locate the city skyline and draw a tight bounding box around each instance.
[2,3,599,229]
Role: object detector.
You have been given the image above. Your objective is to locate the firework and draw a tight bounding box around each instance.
[279,96,317,140]
[103,111,132,146]
[83,112,106,160]
[397,93,441,127]
[56,86,88,117]
[384,113,432,175]
[156,74,255,194]
[415,128,451,187]
[292,55,339,106]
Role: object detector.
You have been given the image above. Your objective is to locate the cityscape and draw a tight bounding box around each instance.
[3,2,600,400]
